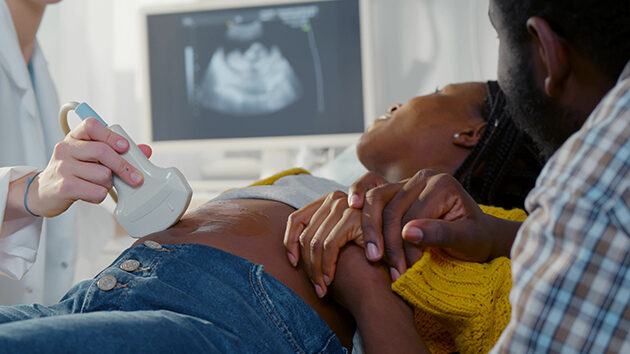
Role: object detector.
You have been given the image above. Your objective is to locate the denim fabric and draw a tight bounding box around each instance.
[0,243,346,353]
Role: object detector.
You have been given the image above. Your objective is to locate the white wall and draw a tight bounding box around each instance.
[38,0,499,173]
[368,0,498,112]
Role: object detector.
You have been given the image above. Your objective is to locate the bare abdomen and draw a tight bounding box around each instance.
[133,199,355,347]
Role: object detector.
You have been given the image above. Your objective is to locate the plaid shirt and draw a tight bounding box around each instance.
[493,60,630,353]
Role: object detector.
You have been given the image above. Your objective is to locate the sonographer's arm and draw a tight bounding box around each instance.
[0,118,151,279]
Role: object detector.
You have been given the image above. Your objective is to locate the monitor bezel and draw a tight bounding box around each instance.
[139,0,375,152]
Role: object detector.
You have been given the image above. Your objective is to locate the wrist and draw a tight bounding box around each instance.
[5,171,39,222]
[24,171,42,217]
[487,215,521,259]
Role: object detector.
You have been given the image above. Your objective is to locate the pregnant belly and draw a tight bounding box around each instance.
[132,198,354,347]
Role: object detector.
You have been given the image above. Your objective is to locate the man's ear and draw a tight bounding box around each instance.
[452,122,487,148]
[526,16,569,97]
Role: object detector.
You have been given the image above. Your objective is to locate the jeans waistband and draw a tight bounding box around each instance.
[79,242,346,353]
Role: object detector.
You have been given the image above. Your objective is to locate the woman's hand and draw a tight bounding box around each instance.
[346,171,389,208]
[26,118,152,217]
[284,190,364,298]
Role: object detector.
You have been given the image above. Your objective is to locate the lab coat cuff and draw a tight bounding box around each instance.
[0,165,40,226]
[0,166,42,279]
[0,220,43,279]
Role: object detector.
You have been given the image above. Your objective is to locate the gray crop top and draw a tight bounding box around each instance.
[207,174,348,210]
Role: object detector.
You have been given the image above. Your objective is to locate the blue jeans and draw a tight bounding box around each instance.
[0,243,346,353]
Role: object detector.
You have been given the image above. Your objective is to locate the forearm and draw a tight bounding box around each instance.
[351,292,429,354]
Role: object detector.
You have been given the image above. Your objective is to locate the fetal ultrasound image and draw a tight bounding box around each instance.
[197,42,303,116]
[148,0,364,141]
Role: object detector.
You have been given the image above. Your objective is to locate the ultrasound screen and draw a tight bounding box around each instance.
[147,0,364,141]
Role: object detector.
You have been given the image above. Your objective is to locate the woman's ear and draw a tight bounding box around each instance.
[452,122,487,148]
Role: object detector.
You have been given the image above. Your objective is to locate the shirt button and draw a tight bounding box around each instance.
[143,240,163,250]
[120,259,140,272]
[97,275,117,291]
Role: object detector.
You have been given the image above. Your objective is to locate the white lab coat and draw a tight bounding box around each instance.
[0,0,77,305]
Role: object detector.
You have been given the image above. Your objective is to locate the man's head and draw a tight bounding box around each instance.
[489,0,630,159]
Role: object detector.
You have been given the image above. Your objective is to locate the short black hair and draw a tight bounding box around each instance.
[454,81,546,209]
[493,0,630,81]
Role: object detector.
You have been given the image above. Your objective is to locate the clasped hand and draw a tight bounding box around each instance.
[284,169,506,298]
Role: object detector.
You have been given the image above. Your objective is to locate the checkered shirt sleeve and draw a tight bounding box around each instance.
[493,63,630,353]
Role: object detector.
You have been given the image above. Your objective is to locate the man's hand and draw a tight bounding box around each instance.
[284,190,364,298]
[27,118,152,217]
[354,169,519,279]
[349,172,423,270]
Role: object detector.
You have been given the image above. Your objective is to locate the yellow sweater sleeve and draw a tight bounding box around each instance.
[248,168,310,186]
[391,206,527,354]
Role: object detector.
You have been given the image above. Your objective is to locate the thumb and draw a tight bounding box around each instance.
[348,172,387,208]
[137,144,152,159]
[402,218,491,262]
[401,219,462,248]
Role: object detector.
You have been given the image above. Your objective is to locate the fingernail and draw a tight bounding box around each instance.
[366,243,379,260]
[323,275,331,286]
[404,226,423,241]
[130,172,142,184]
[315,284,325,298]
[349,194,361,208]
[117,139,127,149]
[390,268,401,282]
[287,253,297,267]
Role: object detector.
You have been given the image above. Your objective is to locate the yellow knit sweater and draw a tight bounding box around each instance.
[392,206,527,354]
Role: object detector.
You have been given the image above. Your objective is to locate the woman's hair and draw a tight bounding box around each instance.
[453,81,546,209]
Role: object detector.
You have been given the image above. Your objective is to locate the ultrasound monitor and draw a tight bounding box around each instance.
[142,0,371,151]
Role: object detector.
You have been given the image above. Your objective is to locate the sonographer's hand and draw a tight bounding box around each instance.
[26,118,152,217]
[284,190,364,298]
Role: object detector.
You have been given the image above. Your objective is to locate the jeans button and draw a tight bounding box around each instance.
[120,259,140,272]
[97,275,117,291]
[143,240,163,250]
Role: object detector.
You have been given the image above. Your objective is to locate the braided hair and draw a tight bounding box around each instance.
[453,81,546,209]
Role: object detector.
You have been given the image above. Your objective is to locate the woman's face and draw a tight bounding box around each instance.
[357,82,488,182]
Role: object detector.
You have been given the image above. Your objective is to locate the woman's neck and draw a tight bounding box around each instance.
[6,0,46,63]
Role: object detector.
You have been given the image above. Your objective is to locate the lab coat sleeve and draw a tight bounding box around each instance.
[0,166,43,279]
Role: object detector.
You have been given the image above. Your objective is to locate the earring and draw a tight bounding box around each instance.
[453,133,460,139]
